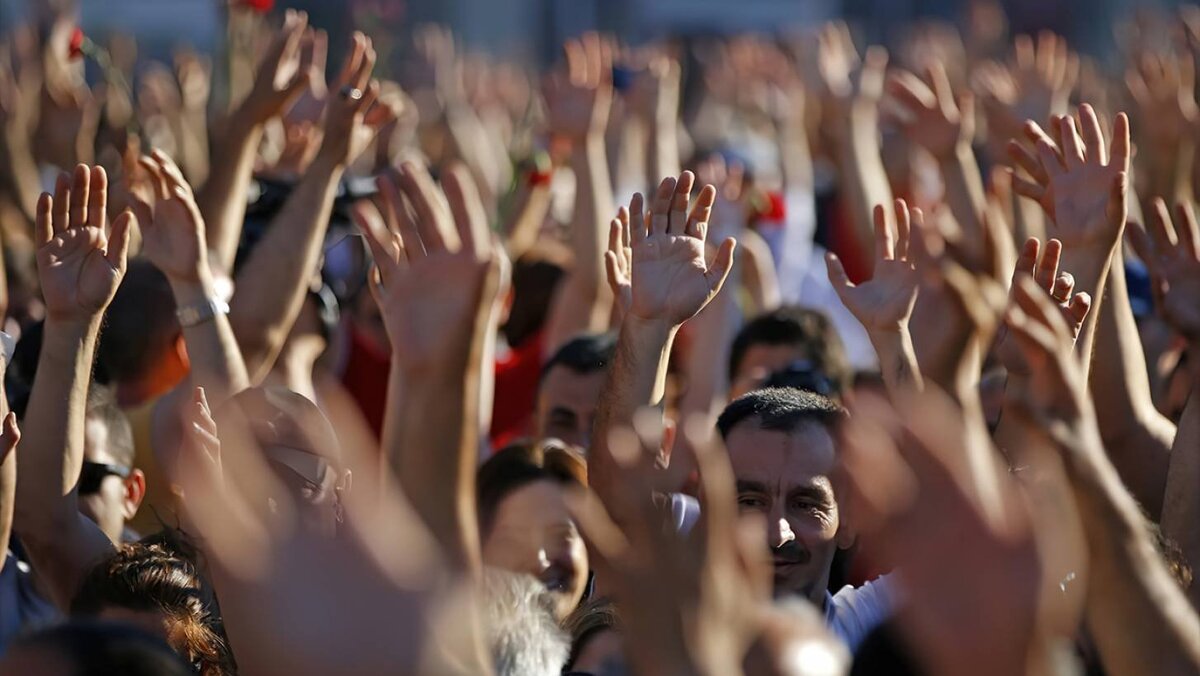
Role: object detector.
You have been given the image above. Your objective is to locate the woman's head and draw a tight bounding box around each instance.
[563,597,625,676]
[477,441,589,621]
[71,536,232,675]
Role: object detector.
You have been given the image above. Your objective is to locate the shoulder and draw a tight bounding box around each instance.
[826,574,897,652]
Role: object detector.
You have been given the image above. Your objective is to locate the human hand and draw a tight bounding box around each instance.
[1128,199,1200,341]
[35,165,134,324]
[568,420,772,676]
[838,390,1045,676]
[887,62,975,160]
[625,171,737,328]
[1009,104,1131,252]
[236,10,310,126]
[631,54,681,126]
[993,238,1092,376]
[0,412,20,467]
[356,161,501,372]
[0,49,36,150]
[604,205,633,321]
[175,49,212,113]
[544,32,613,142]
[315,32,383,169]
[131,150,210,285]
[973,32,1078,146]
[828,199,920,334]
[282,28,329,127]
[817,22,888,142]
[1126,51,1197,153]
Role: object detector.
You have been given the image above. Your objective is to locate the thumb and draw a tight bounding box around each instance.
[825,251,854,294]
[706,237,737,294]
[106,209,135,271]
[0,412,19,462]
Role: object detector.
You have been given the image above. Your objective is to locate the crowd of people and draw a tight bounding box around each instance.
[0,0,1198,674]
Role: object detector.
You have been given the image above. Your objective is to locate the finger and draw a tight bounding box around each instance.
[873,203,895,262]
[826,251,855,293]
[629,192,647,244]
[1066,292,1091,336]
[1126,221,1157,269]
[604,251,623,293]
[138,156,171,201]
[335,33,366,89]
[668,171,695,234]
[442,163,490,258]
[1176,201,1200,260]
[1058,115,1085,168]
[1151,197,1180,249]
[378,173,424,259]
[1051,272,1075,303]
[886,70,936,112]
[70,164,90,229]
[1078,103,1107,165]
[1007,140,1048,185]
[1013,275,1071,341]
[0,412,20,461]
[150,149,189,195]
[88,166,108,232]
[353,201,400,286]
[1013,237,1040,279]
[105,209,134,271]
[353,39,376,91]
[649,177,676,236]
[706,238,737,295]
[1110,113,1131,172]
[35,193,53,245]
[1034,238,1062,291]
[398,161,457,253]
[896,201,912,260]
[686,184,716,240]
[51,173,71,235]
[1010,173,1046,203]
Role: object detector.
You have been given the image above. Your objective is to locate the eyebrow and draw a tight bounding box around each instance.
[735,479,770,494]
[788,484,834,505]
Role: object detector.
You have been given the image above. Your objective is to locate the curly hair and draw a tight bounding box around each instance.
[71,534,233,676]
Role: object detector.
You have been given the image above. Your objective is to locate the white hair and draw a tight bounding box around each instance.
[482,569,570,676]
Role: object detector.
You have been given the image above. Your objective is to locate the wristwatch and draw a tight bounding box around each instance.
[176,296,230,328]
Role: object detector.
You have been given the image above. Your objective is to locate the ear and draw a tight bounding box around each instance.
[123,468,147,519]
[835,519,857,550]
[173,332,191,370]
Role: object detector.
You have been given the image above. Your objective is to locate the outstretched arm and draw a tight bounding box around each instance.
[228,33,380,382]
[13,166,133,608]
[363,162,502,575]
[590,172,735,514]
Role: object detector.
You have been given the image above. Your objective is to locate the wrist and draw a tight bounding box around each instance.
[936,140,975,165]
[168,272,217,306]
[43,314,99,340]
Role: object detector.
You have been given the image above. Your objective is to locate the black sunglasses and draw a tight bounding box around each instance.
[78,461,131,495]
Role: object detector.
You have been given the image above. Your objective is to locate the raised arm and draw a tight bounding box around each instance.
[1006,278,1200,676]
[0,378,19,571]
[196,10,310,272]
[542,33,616,356]
[228,33,380,382]
[1128,202,1200,606]
[13,166,133,608]
[361,162,502,575]
[826,200,922,396]
[590,171,735,513]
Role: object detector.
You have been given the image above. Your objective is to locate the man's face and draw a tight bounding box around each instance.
[536,366,607,451]
[730,344,807,399]
[78,417,143,543]
[724,420,843,604]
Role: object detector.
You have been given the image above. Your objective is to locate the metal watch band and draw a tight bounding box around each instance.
[175,296,230,328]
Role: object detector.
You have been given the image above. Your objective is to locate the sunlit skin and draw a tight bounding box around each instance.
[77,417,145,544]
[481,479,589,621]
[730,344,812,400]
[537,366,607,452]
[724,421,851,606]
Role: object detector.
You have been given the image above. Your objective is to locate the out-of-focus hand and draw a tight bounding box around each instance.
[631,54,681,125]
[35,165,134,324]
[175,49,213,113]
[0,51,36,149]
[282,28,329,127]
[236,10,310,126]
[569,419,773,676]
[973,32,1079,144]
[993,238,1092,376]
[1128,199,1200,341]
[817,21,888,141]
[828,199,920,334]
[1126,51,1197,153]
[887,63,975,160]
[544,32,613,142]
[315,32,383,168]
[604,205,633,321]
[132,150,210,284]
[1009,104,1131,252]
[624,171,737,328]
[356,161,501,372]
[838,389,1046,676]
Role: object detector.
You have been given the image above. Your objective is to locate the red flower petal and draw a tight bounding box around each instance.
[68,26,85,60]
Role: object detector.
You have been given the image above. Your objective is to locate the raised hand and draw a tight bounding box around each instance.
[35,165,134,323]
[973,32,1079,143]
[1128,199,1200,341]
[315,32,382,168]
[283,28,329,127]
[604,205,633,319]
[1126,51,1197,152]
[357,161,501,370]
[132,150,209,284]
[1008,104,1131,250]
[625,172,736,328]
[237,10,311,125]
[888,63,975,160]
[828,200,919,333]
[994,238,1092,376]
[817,23,888,140]
[543,32,613,141]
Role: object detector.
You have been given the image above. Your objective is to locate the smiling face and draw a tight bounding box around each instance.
[481,479,589,621]
[724,419,845,605]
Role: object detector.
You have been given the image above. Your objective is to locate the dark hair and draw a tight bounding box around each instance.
[849,621,924,676]
[503,242,569,348]
[476,441,587,538]
[728,306,851,393]
[86,383,135,468]
[71,540,232,675]
[716,387,847,439]
[563,596,621,670]
[540,332,616,383]
[96,260,179,386]
[10,621,194,676]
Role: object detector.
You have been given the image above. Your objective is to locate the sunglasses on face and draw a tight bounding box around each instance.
[78,461,131,496]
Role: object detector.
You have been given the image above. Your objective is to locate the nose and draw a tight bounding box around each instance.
[768,513,795,550]
[535,547,552,573]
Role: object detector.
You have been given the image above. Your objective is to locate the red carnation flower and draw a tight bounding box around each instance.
[68,27,85,60]
[240,0,275,13]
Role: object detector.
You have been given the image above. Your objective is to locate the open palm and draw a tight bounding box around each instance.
[135,151,208,282]
[1129,199,1200,340]
[36,166,132,322]
[828,200,918,332]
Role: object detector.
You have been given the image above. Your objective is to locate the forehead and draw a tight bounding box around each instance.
[736,343,808,378]
[538,366,607,413]
[491,480,572,530]
[83,417,116,465]
[724,421,836,488]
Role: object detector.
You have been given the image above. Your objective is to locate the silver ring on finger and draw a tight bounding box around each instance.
[340,85,364,101]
